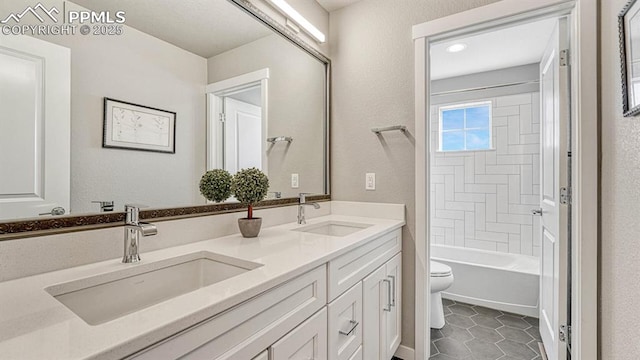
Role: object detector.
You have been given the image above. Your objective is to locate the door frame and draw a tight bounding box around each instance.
[412,1,598,359]
[206,68,269,173]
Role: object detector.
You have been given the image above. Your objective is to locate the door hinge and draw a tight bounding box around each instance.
[219,112,226,123]
[559,324,571,343]
[560,187,571,205]
[560,49,569,67]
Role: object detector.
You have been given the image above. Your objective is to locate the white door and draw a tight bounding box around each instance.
[223,97,262,174]
[0,35,70,220]
[538,17,570,360]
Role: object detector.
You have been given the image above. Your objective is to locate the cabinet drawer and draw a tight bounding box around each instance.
[270,308,327,360]
[252,350,268,360]
[128,265,326,360]
[328,228,401,300]
[328,282,362,360]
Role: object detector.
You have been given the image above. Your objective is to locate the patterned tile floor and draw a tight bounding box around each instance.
[428,299,543,360]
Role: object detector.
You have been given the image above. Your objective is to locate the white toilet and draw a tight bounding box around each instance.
[430,261,454,329]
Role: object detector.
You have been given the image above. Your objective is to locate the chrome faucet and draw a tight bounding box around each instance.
[298,193,320,225]
[122,204,157,263]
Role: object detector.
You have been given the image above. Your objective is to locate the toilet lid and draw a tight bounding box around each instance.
[431,261,452,277]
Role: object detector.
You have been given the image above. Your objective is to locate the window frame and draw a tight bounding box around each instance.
[438,100,493,152]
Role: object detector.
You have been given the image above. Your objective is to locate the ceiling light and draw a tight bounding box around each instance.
[446,43,467,53]
[267,0,326,43]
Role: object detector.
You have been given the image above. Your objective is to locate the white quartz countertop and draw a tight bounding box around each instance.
[0,213,404,359]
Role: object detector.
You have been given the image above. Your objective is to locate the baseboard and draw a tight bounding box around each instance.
[394,345,415,360]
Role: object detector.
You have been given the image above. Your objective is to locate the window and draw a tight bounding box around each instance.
[439,101,492,151]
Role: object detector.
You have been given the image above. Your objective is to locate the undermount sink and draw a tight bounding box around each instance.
[45,251,263,325]
[293,221,373,237]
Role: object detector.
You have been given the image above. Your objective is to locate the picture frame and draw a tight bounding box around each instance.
[619,0,640,117]
[103,98,176,153]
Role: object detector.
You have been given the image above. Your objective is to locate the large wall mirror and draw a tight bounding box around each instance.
[0,0,329,234]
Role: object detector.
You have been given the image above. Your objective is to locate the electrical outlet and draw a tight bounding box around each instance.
[365,173,375,190]
[291,173,299,188]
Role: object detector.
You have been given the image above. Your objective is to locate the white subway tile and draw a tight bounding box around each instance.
[435,157,465,166]
[520,134,540,144]
[497,127,509,155]
[465,156,475,183]
[445,227,455,246]
[521,165,533,195]
[509,175,521,204]
[435,209,466,220]
[465,239,498,252]
[432,174,445,183]
[533,245,540,257]
[508,115,521,144]
[493,105,520,117]
[497,93,531,107]
[475,174,509,184]
[532,185,541,195]
[531,123,540,133]
[486,222,521,234]
[455,220,465,247]
[497,185,509,213]
[455,193,486,203]
[436,184,445,209]
[445,175,455,201]
[533,217,541,246]
[485,150,497,165]
[532,92,540,124]
[432,166,455,175]
[497,213,533,225]
[465,211,475,239]
[496,154,533,164]
[475,230,509,243]
[486,194,497,222]
[521,195,539,205]
[497,243,509,252]
[475,203,486,231]
[432,227,445,236]
[474,152,486,175]
[455,166,465,192]
[432,218,455,228]
[520,104,532,134]
[446,201,475,212]
[508,144,540,154]
[485,165,520,174]
[465,184,497,193]
[532,155,540,185]
[493,116,508,126]
[521,225,533,255]
[509,234,522,254]
[509,204,538,215]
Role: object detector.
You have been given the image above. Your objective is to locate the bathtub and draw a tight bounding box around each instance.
[431,244,540,317]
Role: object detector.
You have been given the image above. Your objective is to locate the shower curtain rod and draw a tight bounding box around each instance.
[431,79,539,96]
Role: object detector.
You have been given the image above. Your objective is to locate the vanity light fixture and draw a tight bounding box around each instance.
[266,0,326,43]
[446,43,467,53]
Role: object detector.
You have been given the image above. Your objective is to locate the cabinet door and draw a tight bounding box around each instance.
[271,308,327,360]
[328,282,362,360]
[252,350,269,360]
[362,265,387,360]
[384,253,402,359]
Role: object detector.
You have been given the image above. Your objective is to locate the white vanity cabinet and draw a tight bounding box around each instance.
[128,227,402,360]
[362,253,402,360]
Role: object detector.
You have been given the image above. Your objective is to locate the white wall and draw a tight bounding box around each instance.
[601,0,640,357]
[328,0,500,349]
[207,34,326,198]
[430,92,541,256]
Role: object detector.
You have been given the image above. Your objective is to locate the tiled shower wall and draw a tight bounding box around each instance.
[430,92,541,256]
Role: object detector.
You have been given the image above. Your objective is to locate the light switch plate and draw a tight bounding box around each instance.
[291,173,299,188]
[365,173,375,190]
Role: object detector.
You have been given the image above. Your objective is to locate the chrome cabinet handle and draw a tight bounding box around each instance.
[388,275,396,307]
[339,320,359,336]
[39,207,66,216]
[531,208,543,216]
[383,279,392,312]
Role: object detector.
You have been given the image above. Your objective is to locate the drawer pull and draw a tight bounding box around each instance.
[383,279,392,312]
[389,275,396,307]
[339,320,359,336]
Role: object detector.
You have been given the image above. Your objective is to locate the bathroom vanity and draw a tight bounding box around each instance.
[0,202,404,360]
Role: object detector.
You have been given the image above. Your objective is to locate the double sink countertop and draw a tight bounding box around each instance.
[0,203,404,359]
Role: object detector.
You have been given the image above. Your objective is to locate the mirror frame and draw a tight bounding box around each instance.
[619,0,640,116]
[0,0,331,240]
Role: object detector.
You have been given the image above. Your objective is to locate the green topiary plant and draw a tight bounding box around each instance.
[199,169,233,203]
[232,167,269,219]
